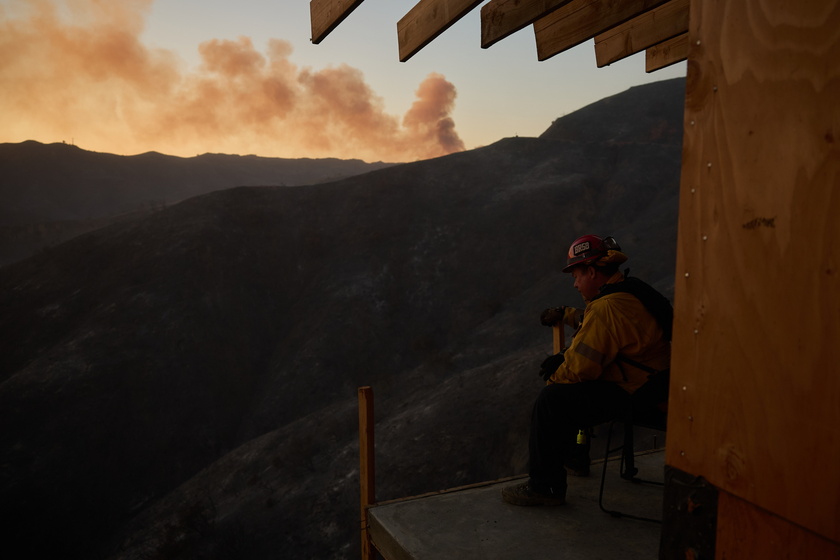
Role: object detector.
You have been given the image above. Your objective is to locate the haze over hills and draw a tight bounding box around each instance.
[0,143,393,266]
[0,77,685,559]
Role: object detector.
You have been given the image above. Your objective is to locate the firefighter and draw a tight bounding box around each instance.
[502,235,671,506]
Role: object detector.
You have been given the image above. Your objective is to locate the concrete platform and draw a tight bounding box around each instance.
[368,449,665,560]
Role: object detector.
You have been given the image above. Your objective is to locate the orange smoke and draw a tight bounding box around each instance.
[0,0,465,162]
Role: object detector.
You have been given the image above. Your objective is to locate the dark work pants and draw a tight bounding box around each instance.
[529,381,630,495]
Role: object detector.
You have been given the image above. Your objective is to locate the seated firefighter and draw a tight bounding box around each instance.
[502,234,672,506]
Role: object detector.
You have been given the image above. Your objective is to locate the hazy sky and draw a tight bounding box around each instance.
[1,0,686,162]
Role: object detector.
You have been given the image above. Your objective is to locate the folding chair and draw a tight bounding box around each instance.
[597,371,669,523]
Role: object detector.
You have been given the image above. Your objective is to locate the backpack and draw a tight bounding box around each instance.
[592,272,674,342]
[591,272,673,387]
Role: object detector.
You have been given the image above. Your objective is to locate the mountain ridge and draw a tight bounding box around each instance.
[0,141,395,265]
[0,77,686,559]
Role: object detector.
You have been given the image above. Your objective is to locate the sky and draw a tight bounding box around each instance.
[0,0,686,162]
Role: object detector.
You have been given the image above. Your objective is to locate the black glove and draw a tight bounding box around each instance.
[539,352,565,381]
[540,306,565,326]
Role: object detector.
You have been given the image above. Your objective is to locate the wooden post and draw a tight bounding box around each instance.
[358,386,375,560]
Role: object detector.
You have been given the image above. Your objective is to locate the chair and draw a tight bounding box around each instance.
[597,372,669,523]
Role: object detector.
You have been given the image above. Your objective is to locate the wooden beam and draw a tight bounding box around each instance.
[645,32,688,72]
[533,0,669,62]
[310,0,365,44]
[594,0,689,67]
[398,0,484,62]
[481,0,573,49]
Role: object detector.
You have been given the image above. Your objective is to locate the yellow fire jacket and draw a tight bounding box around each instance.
[548,272,671,394]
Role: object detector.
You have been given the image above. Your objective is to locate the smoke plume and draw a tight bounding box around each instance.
[0,0,465,162]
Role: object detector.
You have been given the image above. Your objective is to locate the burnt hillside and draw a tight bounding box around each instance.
[0,77,685,559]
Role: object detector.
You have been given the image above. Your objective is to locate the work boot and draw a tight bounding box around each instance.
[501,482,566,506]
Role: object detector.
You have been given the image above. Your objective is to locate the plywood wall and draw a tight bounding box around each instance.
[667,0,840,548]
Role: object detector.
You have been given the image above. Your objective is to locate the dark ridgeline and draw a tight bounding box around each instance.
[0,78,685,559]
[0,144,394,267]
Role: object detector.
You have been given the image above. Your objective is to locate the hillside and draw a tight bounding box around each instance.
[0,143,393,265]
[540,78,684,145]
[0,77,685,559]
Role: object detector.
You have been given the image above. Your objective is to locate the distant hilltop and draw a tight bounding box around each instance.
[0,142,395,265]
[0,140,396,225]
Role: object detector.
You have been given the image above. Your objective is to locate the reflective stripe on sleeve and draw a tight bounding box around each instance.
[574,341,606,365]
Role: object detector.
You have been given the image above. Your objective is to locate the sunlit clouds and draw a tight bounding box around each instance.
[0,0,465,162]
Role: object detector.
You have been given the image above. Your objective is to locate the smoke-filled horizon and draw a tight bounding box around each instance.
[0,0,465,163]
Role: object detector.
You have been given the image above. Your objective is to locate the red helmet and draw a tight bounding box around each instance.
[562,234,620,272]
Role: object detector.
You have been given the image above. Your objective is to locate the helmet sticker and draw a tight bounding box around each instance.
[573,241,591,256]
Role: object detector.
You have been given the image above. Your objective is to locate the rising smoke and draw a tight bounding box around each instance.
[0,0,465,162]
